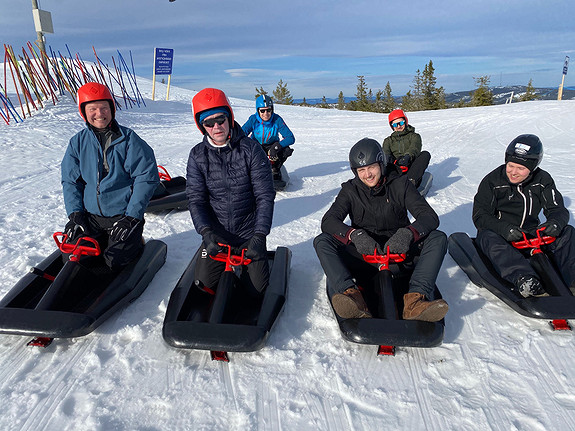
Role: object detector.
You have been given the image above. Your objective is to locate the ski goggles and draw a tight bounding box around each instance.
[258,108,272,114]
[391,120,406,128]
[202,115,227,128]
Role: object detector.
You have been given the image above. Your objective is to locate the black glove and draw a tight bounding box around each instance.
[201,229,226,257]
[504,226,524,242]
[267,143,282,162]
[397,154,412,167]
[537,220,561,237]
[350,229,380,255]
[110,216,142,242]
[384,228,413,254]
[64,211,90,242]
[242,233,267,260]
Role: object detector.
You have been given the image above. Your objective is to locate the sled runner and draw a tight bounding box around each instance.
[146,165,187,212]
[0,232,167,342]
[448,231,575,323]
[273,165,290,192]
[327,249,444,355]
[418,171,433,197]
[162,244,291,360]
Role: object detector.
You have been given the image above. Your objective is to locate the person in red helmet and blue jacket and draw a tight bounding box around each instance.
[382,109,430,187]
[187,88,275,297]
[242,95,295,180]
[61,82,159,270]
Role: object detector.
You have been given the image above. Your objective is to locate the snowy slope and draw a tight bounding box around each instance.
[1,78,575,431]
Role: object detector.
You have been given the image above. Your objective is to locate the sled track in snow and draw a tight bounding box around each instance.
[15,337,97,431]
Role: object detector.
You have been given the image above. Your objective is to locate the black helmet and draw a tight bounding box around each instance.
[349,138,386,171]
[505,134,543,172]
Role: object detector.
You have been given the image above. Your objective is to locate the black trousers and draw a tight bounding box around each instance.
[262,143,294,171]
[477,225,575,287]
[313,229,447,300]
[63,213,144,270]
[390,151,430,186]
[194,243,269,298]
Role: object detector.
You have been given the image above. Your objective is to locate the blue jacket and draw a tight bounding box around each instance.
[242,113,295,147]
[61,122,159,220]
[186,123,275,244]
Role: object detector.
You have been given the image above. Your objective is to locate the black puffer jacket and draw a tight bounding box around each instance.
[472,165,569,237]
[186,122,275,245]
[321,170,439,244]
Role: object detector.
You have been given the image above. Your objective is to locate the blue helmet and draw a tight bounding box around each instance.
[256,95,274,114]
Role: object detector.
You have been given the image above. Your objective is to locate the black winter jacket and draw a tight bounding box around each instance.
[186,122,275,245]
[472,165,569,238]
[321,170,439,244]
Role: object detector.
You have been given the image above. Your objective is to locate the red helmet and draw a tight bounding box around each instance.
[77,82,115,122]
[388,109,408,129]
[192,88,234,134]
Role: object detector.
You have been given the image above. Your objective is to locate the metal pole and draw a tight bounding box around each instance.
[31,0,49,76]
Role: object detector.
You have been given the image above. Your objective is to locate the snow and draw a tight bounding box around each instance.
[1,76,575,431]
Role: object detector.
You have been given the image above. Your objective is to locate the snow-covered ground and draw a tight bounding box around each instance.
[1,77,575,431]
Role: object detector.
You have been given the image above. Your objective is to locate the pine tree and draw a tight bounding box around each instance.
[401,90,417,111]
[255,86,267,99]
[421,60,446,110]
[300,97,310,107]
[470,76,493,106]
[318,96,330,109]
[409,69,424,111]
[349,75,371,112]
[520,79,538,101]
[382,81,395,113]
[337,91,346,110]
[272,80,293,105]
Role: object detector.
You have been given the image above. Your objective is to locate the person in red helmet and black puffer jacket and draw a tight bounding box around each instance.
[61,82,159,271]
[187,88,275,297]
[382,109,430,187]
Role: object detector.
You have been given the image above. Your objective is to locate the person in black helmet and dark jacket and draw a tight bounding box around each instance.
[472,134,575,297]
[313,138,448,321]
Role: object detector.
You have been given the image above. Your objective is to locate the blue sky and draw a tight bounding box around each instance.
[1,0,573,100]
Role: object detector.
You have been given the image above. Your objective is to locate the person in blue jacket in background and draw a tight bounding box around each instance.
[242,95,295,180]
[61,82,159,270]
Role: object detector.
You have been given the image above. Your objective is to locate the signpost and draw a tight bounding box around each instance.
[152,48,174,101]
[558,56,569,101]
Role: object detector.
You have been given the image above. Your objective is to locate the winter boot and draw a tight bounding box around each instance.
[515,275,546,298]
[403,292,448,322]
[332,287,372,319]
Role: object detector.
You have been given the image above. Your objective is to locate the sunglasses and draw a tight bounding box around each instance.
[258,108,272,114]
[202,115,227,128]
[391,120,405,128]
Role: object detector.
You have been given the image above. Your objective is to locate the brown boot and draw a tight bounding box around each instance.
[332,287,372,319]
[403,292,448,322]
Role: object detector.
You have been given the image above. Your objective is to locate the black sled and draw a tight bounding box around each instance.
[273,165,290,192]
[448,230,575,326]
[327,250,444,355]
[0,233,167,342]
[146,165,187,212]
[162,244,291,360]
[418,171,433,197]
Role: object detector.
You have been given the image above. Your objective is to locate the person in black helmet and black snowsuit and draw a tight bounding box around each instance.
[472,134,575,297]
[313,138,448,321]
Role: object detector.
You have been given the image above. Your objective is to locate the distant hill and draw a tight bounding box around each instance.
[295,86,575,107]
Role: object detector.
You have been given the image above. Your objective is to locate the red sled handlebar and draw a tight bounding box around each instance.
[512,227,555,253]
[363,247,406,271]
[157,165,172,182]
[210,243,252,271]
[53,232,101,261]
